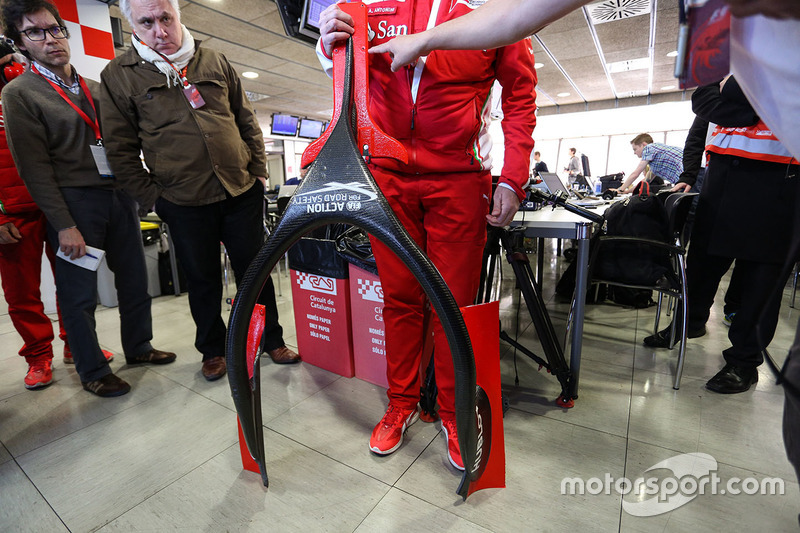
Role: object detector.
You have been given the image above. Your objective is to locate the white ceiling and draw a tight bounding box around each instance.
[108,0,692,121]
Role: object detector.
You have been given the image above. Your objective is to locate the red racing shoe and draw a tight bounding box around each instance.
[25,359,53,390]
[441,418,464,471]
[63,345,115,365]
[369,404,419,455]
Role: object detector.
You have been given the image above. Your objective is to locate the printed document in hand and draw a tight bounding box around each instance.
[56,245,105,271]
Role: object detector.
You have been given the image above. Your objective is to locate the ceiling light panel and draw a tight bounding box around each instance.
[607,57,650,73]
[586,0,651,24]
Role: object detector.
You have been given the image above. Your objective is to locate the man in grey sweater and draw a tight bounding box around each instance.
[0,0,175,397]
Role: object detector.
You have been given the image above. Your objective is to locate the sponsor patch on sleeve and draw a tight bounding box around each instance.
[454,0,488,9]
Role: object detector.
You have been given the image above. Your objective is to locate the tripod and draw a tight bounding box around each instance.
[478,224,575,408]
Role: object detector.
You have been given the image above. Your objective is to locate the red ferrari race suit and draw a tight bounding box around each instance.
[0,102,66,363]
[317,0,537,421]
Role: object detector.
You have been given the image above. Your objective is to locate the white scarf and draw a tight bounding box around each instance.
[132,24,195,88]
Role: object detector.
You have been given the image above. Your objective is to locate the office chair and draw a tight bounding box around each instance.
[586,192,698,389]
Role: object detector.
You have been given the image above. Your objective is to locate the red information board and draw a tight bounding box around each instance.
[290,270,354,377]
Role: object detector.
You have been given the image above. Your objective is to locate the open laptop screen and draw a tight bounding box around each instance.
[539,172,569,195]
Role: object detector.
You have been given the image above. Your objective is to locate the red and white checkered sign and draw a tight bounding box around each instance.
[294,271,338,296]
[356,277,383,303]
[52,0,114,81]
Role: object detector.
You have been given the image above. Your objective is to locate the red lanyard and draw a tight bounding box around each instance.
[31,64,102,143]
[133,32,191,88]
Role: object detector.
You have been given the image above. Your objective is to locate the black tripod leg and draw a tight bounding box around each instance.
[419,354,438,422]
[499,231,573,406]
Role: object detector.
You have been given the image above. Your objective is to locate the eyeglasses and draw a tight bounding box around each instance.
[20,26,69,41]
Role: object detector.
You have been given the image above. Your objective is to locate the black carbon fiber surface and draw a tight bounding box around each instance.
[225,40,480,499]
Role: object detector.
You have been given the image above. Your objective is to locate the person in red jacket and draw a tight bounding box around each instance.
[318,0,536,470]
[0,41,62,389]
[0,40,112,390]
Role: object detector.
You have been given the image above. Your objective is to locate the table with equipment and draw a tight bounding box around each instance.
[510,202,608,402]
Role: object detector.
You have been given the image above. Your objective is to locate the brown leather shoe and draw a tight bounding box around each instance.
[202,356,227,381]
[126,348,177,365]
[82,373,131,397]
[267,346,301,364]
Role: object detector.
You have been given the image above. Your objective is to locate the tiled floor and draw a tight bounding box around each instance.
[1,243,799,532]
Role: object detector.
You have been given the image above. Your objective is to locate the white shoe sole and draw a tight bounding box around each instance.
[25,377,53,390]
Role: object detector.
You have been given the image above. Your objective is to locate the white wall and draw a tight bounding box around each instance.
[489,99,695,181]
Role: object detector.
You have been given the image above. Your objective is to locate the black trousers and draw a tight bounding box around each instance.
[156,181,284,360]
[686,248,785,367]
[783,340,800,485]
[50,187,154,382]
[685,154,797,368]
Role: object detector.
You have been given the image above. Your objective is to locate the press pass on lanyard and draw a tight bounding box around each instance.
[180,66,205,109]
[31,64,114,178]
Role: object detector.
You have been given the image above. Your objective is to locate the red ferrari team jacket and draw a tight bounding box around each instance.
[0,103,38,217]
[317,0,538,200]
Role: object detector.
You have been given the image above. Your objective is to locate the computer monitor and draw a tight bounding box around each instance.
[297,118,324,139]
[573,174,591,189]
[274,0,310,45]
[299,0,337,41]
[580,154,591,177]
[270,113,299,136]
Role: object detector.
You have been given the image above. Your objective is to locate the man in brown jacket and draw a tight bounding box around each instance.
[99,0,299,382]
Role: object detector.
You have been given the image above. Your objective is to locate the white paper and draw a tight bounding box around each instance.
[56,245,105,271]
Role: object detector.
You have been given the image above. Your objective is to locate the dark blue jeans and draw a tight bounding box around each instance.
[49,187,153,382]
[155,181,283,360]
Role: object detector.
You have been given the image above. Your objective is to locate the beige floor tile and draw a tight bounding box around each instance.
[142,343,340,422]
[266,376,441,485]
[356,488,492,532]
[16,385,238,532]
[99,440,389,532]
[0,353,29,402]
[396,409,628,532]
[0,443,11,465]
[619,439,800,532]
[629,367,793,482]
[0,460,68,532]
[0,363,180,457]
[696,389,794,481]
[502,354,634,438]
[2,241,799,531]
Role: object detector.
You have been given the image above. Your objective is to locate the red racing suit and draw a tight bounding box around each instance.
[317,0,537,421]
[0,102,66,362]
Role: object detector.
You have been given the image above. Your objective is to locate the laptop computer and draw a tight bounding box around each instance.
[539,172,570,196]
[539,172,605,207]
